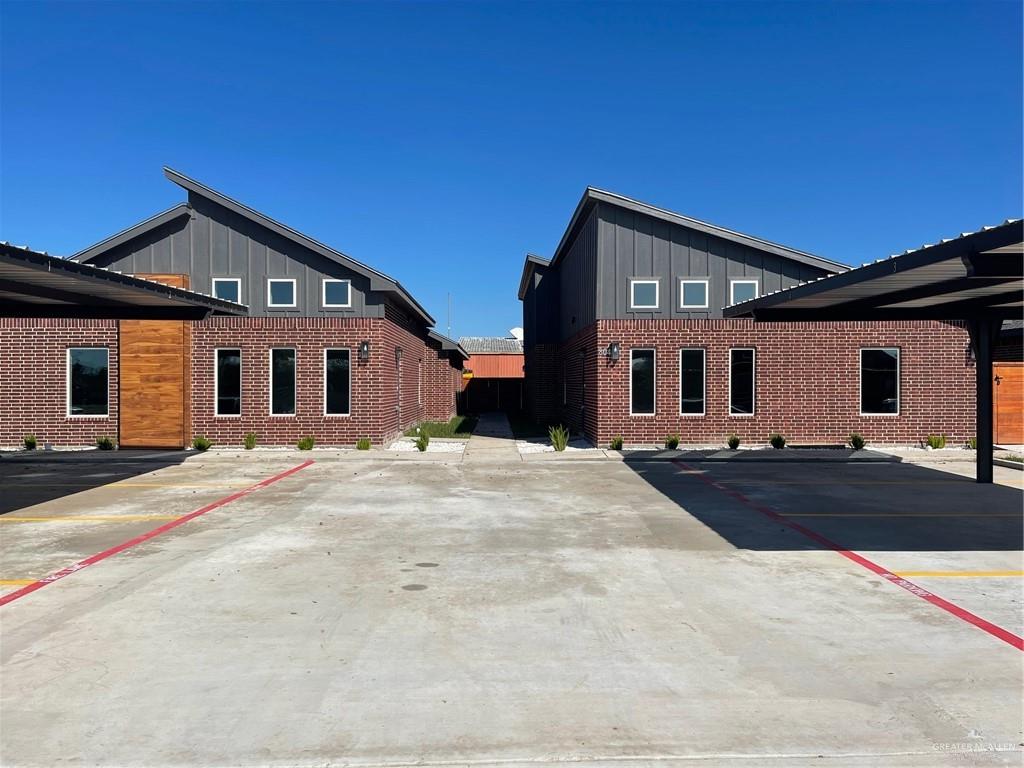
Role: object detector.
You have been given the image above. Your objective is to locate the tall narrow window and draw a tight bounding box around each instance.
[630,348,656,415]
[729,348,755,415]
[861,348,900,415]
[215,349,241,416]
[679,348,705,415]
[325,349,351,415]
[270,348,296,415]
[67,348,109,416]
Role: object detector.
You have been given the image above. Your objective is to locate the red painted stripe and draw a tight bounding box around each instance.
[0,460,314,608]
[673,460,1024,652]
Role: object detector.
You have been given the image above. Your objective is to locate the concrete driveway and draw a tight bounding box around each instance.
[0,449,1021,767]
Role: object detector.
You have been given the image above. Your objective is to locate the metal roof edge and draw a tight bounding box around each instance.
[70,204,192,262]
[517,252,552,300]
[427,329,469,360]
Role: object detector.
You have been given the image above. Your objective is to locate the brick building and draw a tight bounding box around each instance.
[0,169,465,448]
[519,188,976,446]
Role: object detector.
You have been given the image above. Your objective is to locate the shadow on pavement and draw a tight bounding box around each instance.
[623,456,1023,552]
[0,450,190,516]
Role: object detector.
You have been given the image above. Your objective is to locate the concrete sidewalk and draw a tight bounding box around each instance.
[462,411,521,463]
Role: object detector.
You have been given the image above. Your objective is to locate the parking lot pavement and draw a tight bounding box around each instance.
[0,453,1021,767]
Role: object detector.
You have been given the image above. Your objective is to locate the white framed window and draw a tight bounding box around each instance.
[215,348,242,417]
[679,348,705,416]
[630,348,656,416]
[860,348,900,416]
[324,348,351,416]
[322,278,352,308]
[729,279,759,305]
[267,278,297,308]
[729,348,755,416]
[211,278,241,304]
[629,279,659,310]
[679,279,709,309]
[269,348,296,416]
[66,347,109,417]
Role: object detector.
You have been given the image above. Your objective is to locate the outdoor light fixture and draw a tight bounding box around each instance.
[606,342,621,361]
[358,341,370,361]
[395,347,403,362]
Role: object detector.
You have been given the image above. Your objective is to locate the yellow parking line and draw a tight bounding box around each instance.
[0,579,35,586]
[896,571,1024,578]
[0,515,180,523]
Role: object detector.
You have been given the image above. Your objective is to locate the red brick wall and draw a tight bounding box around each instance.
[0,319,119,447]
[1,315,461,448]
[192,314,458,447]
[535,319,974,446]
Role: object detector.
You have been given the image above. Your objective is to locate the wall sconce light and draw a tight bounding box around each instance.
[395,347,403,362]
[358,341,370,361]
[606,342,620,361]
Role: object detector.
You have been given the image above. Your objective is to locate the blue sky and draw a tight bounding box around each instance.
[2,1,1021,337]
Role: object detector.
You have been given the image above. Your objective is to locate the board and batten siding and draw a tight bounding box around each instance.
[558,205,599,340]
[595,202,831,320]
[80,193,386,319]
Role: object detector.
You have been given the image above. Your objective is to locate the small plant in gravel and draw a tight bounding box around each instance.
[726,433,740,450]
[415,431,430,452]
[192,436,212,451]
[23,434,37,451]
[297,435,315,451]
[548,424,569,452]
[664,434,680,450]
[769,433,786,450]
[356,437,371,450]
[966,437,977,450]
[848,433,866,451]
[609,435,624,451]
[925,434,947,450]
[243,431,258,450]
[96,436,115,451]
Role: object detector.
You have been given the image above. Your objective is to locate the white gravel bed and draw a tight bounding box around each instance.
[516,438,594,454]
[387,438,466,453]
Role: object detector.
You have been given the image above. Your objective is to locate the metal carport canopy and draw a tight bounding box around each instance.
[723,219,1023,483]
[0,242,248,320]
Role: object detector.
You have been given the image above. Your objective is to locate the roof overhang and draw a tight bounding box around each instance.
[548,187,850,275]
[723,220,1023,322]
[517,253,551,300]
[0,243,248,319]
[428,330,469,360]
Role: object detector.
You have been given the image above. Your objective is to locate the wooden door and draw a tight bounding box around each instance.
[118,274,191,448]
[994,363,1023,445]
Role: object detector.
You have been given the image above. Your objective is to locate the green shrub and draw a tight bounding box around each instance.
[966,436,977,450]
[356,437,371,450]
[243,431,257,450]
[192,436,212,451]
[726,433,740,450]
[23,434,37,451]
[609,435,624,451]
[925,434,947,450]
[96,436,115,451]
[548,424,569,452]
[297,435,315,451]
[664,434,680,450]
[848,433,866,451]
[415,431,430,452]
[769,433,786,450]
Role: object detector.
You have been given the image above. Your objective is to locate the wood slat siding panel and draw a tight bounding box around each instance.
[119,274,190,448]
[994,363,1023,445]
